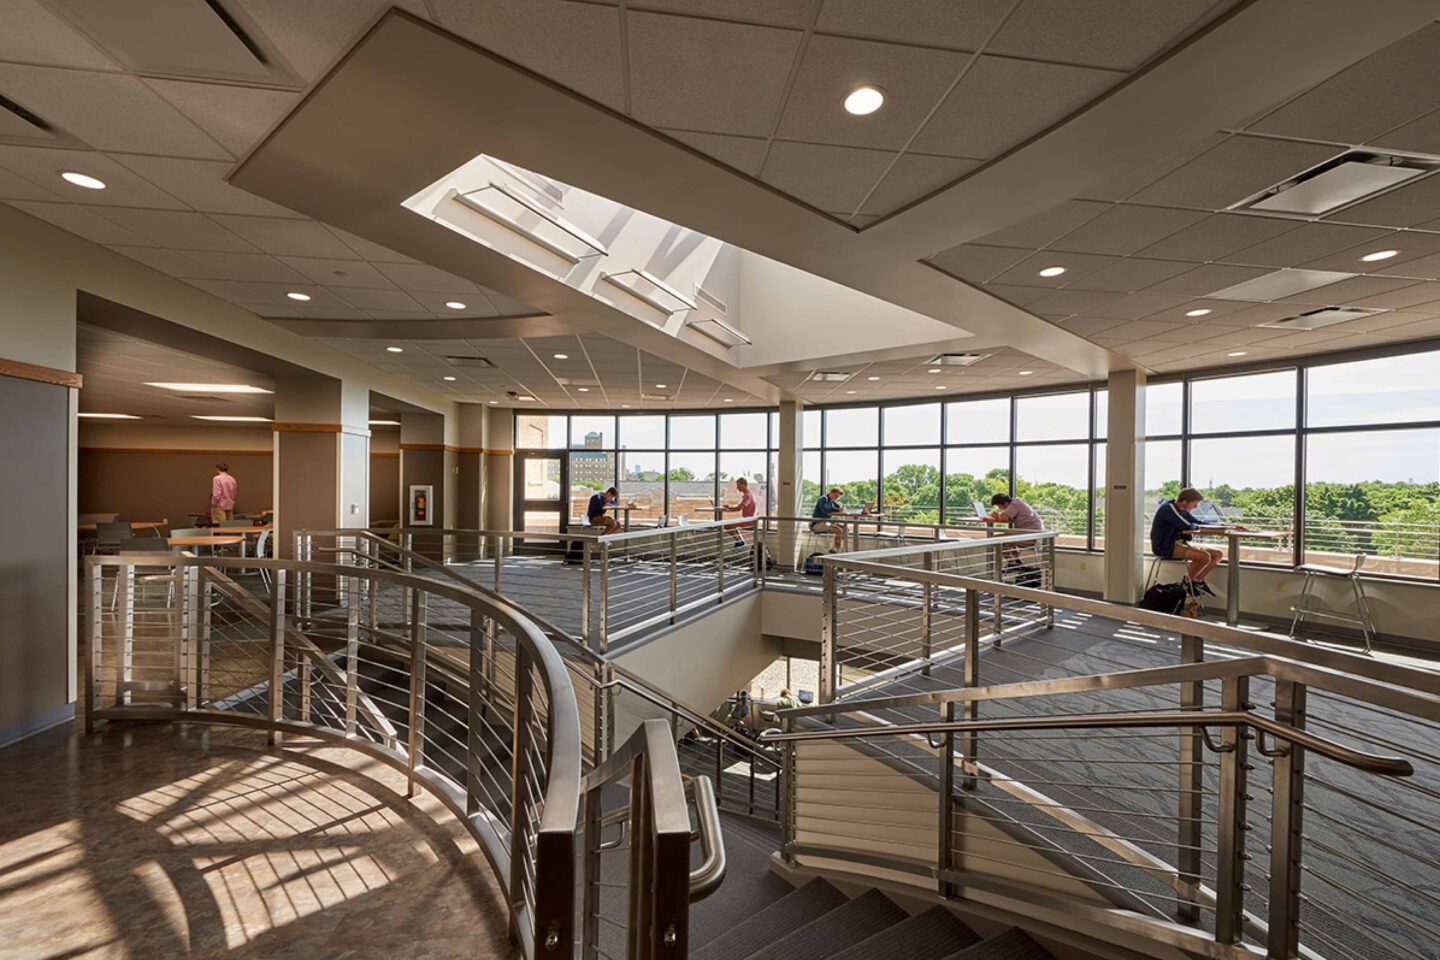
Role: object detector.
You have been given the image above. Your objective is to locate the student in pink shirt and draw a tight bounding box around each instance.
[211,462,238,523]
[721,477,758,542]
[983,493,1043,531]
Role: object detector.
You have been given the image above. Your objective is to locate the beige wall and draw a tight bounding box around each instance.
[370,453,400,523]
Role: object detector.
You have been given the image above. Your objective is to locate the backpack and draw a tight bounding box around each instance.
[1138,582,1189,615]
[803,552,826,575]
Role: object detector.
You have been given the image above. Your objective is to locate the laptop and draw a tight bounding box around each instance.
[972,499,990,519]
[1191,499,1225,525]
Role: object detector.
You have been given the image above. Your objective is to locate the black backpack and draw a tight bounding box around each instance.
[803,552,826,575]
[1138,582,1189,615]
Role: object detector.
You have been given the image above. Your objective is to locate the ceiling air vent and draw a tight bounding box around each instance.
[1231,151,1437,216]
[1259,307,1385,331]
[445,355,494,368]
[642,392,672,402]
[175,395,233,403]
[0,94,54,140]
[809,371,853,383]
[927,352,989,367]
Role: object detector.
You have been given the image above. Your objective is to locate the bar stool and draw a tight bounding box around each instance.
[1144,553,1190,590]
[1289,554,1377,653]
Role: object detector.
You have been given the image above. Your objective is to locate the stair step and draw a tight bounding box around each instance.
[828,905,981,960]
[941,927,1051,960]
[744,889,907,960]
[691,880,846,960]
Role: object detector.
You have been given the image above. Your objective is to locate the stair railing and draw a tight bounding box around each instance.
[774,556,1440,960]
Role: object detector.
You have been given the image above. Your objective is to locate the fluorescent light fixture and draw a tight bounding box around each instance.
[1186,308,1212,317]
[809,371,853,383]
[386,346,404,353]
[577,387,589,392]
[1238,155,1428,216]
[286,291,311,301]
[1208,268,1355,302]
[147,382,271,394]
[442,375,457,381]
[927,368,941,374]
[78,412,139,419]
[934,385,947,390]
[1228,351,1248,357]
[867,376,881,381]
[488,400,498,405]
[642,392,671,401]
[621,404,631,408]
[1018,370,1033,376]
[844,86,885,116]
[368,419,400,426]
[514,394,537,402]
[456,181,608,263]
[553,353,568,359]
[689,315,752,347]
[61,171,106,190]
[655,383,667,388]
[1361,249,1399,262]
[444,300,467,309]
[845,390,857,395]
[723,398,734,403]
[927,353,988,367]
[1038,266,1066,278]
[192,415,271,422]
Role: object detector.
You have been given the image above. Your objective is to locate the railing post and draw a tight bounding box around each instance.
[344,572,361,735]
[406,588,428,799]
[921,552,935,676]
[183,565,201,710]
[267,568,287,746]
[820,562,837,703]
[1044,535,1056,628]
[581,784,603,960]
[937,699,957,898]
[990,541,1003,639]
[115,561,134,706]
[83,560,100,734]
[668,532,679,624]
[509,644,534,945]
[599,544,610,656]
[1177,633,1204,924]
[1267,680,1307,959]
[716,524,725,602]
[1215,674,1251,945]
[962,588,980,790]
[582,539,593,650]
[779,715,796,863]
[467,607,488,816]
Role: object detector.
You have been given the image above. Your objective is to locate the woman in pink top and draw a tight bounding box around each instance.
[211,462,238,523]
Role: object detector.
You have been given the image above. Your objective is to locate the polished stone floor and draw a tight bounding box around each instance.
[0,722,517,959]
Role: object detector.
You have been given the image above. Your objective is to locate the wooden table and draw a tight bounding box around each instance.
[1197,527,1290,625]
[78,520,165,533]
[167,535,246,551]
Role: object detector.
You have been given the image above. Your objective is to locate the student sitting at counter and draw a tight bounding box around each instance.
[1150,487,1223,596]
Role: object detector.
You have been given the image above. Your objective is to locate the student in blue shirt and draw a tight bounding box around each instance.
[587,487,620,535]
[811,487,849,552]
[1149,487,1223,595]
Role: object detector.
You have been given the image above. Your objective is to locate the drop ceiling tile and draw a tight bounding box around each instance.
[1132,212,1296,263]
[1049,204,1207,256]
[630,0,812,28]
[988,250,1120,288]
[176,250,307,283]
[776,35,971,152]
[911,55,1118,160]
[1375,251,1440,281]
[322,225,418,263]
[183,278,263,302]
[140,78,299,158]
[861,154,979,216]
[1331,280,1440,312]
[1140,263,1271,297]
[1059,315,1129,337]
[1371,108,1440,156]
[87,208,256,252]
[1027,288,1123,316]
[969,199,1109,249]
[1207,302,1307,327]
[0,165,63,202]
[110,155,301,217]
[1130,135,1340,210]
[0,0,120,70]
[7,200,154,245]
[926,244,1032,284]
[1074,293,1196,320]
[107,245,224,279]
[406,291,502,316]
[1327,173,1440,230]
[1277,274,1420,307]
[1225,222,1391,269]
[815,0,1003,50]
[0,63,228,159]
[980,283,1061,308]
[663,129,770,177]
[326,288,425,311]
[238,281,354,309]
[629,13,802,137]
[430,0,625,109]
[0,146,188,209]
[989,0,1223,70]
[1142,298,1256,323]
[1078,132,1228,203]
[1250,23,1440,145]
[230,0,430,82]
[374,261,479,292]
[1101,319,1193,343]
[206,216,360,258]
[1066,257,1195,293]
[759,141,894,213]
[1299,230,1440,273]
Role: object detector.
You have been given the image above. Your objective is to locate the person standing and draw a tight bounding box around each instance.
[721,477,757,542]
[211,462,238,524]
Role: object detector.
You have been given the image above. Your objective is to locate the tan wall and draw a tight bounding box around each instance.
[79,448,272,526]
[370,453,400,523]
[276,431,338,557]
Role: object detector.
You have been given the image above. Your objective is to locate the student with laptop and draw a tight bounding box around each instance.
[1150,487,1224,595]
[811,487,850,552]
[981,493,1044,531]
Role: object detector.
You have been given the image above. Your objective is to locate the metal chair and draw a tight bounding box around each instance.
[1144,553,1190,590]
[168,527,215,556]
[94,521,134,555]
[109,538,175,610]
[78,512,120,524]
[1290,554,1377,653]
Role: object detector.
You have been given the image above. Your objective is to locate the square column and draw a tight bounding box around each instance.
[1104,369,1146,602]
[775,400,804,569]
[273,375,369,559]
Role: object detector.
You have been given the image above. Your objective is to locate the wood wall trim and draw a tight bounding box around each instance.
[453,446,484,455]
[400,442,446,451]
[483,448,515,456]
[80,447,272,456]
[273,422,342,433]
[370,451,400,459]
[1,356,82,389]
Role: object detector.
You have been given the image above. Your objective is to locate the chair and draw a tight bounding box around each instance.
[1289,554,1377,653]
[111,538,175,610]
[79,512,119,524]
[169,527,215,555]
[1144,553,1189,591]
[94,521,134,555]
[217,519,254,528]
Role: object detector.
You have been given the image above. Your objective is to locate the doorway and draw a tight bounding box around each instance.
[513,450,568,534]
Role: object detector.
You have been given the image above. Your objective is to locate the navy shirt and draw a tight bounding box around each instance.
[813,495,843,520]
[1150,499,1200,557]
[587,493,610,521]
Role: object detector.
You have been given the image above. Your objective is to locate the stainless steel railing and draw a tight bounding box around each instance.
[768,554,1440,960]
[81,553,707,959]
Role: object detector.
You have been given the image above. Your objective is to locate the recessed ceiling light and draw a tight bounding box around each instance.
[78,412,140,419]
[368,419,400,426]
[927,368,941,374]
[934,385,947,390]
[553,353,568,360]
[845,390,857,395]
[621,404,631,408]
[1228,351,1248,357]
[444,300,467,310]
[655,383,667,388]
[1038,266,1066,278]
[488,400,498,405]
[1018,370,1033,376]
[1361,249,1399,262]
[723,398,733,403]
[577,387,589,392]
[386,346,404,353]
[843,85,885,116]
[867,376,881,381]
[147,382,271,394]
[1185,308,1212,317]
[60,171,105,190]
[192,415,271,423]
[286,291,311,301]
[442,375,457,381]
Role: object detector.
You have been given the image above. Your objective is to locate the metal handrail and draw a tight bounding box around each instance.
[685,776,727,902]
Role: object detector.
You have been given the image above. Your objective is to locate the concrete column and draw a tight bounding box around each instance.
[775,400,804,569]
[484,407,515,531]
[453,403,487,557]
[1104,369,1146,603]
[273,375,368,558]
[399,411,447,546]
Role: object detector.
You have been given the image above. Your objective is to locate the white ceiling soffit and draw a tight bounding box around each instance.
[228,4,1439,390]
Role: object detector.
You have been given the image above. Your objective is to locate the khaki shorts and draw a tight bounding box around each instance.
[212,507,230,522]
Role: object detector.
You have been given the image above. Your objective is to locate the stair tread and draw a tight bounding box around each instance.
[827,905,981,960]
[941,927,1051,960]
[743,889,907,960]
[691,879,846,960]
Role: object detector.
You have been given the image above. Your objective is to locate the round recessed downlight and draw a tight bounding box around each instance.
[655,383,667,389]
[723,398,734,403]
[846,390,857,395]
[60,171,106,190]
[553,353,568,360]
[442,375,456,381]
[621,404,632,409]
[488,400,498,405]
[386,346,404,353]
[1038,266,1066,278]
[1186,308,1212,318]
[445,301,466,310]
[843,86,885,116]
[1361,249,1399,262]
[578,387,589,392]
[927,368,941,374]
[934,385,947,391]
[286,291,311,301]
[1018,370,1033,376]
[1228,351,1248,357]
[867,375,881,381]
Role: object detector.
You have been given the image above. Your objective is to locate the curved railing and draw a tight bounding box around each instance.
[80,552,708,958]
